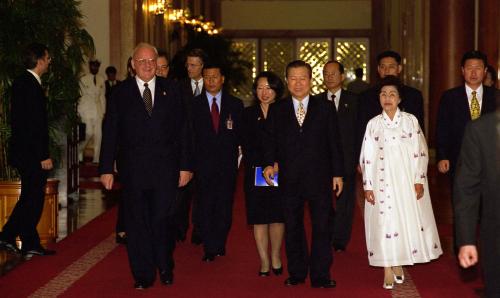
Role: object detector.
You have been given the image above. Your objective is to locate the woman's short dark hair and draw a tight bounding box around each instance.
[486,65,498,86]
[377,75,403,98]
[252,71,285,102]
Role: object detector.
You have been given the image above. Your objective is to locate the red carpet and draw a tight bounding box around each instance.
[0,168,482,297]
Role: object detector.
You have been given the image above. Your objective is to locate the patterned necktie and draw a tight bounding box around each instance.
[296,102,306,126]
[470,90,480,120]
[194,81,201,96]
[93,75,96,86]
[143,83,153,116]
[211,97,219,133]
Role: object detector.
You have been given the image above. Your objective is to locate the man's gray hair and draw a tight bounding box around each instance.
[132,42,158,58]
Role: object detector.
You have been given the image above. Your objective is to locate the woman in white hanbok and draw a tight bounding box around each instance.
[360,76,442,289]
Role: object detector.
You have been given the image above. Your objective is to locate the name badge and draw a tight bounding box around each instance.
[226,114,233,130]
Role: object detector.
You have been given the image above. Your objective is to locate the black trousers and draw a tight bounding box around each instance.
[122,184,176,283]
[197,180,235,255]
[331,173,356,248]
[284,193,333,284]
[1,166,47,250]
[174,180,194,237]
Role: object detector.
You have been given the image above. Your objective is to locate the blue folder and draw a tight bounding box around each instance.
[254,166,278,187]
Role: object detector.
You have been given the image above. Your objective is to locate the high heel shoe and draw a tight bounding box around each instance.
[383,282,394,290]
[258,271,270,277]
[393,273,404,284]
[271,266,283,276]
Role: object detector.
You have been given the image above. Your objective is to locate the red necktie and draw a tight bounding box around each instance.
[211,97,219,133]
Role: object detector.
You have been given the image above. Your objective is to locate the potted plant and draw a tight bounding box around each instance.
[0,0,94,244]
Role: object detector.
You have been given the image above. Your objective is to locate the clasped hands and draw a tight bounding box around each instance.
[262,163,343,196]
[100,170,193,190]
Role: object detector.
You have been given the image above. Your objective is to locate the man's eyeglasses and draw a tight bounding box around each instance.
[135,58,156,66]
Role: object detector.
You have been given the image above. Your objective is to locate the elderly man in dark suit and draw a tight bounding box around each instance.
[191,62,243,262]
[0,43,56,259]
[357,50,424,154]
[263,60,344,288]
[454,93,500,297]
[176,48,208,244]
[317,60,358,252]
[99,43,192,290]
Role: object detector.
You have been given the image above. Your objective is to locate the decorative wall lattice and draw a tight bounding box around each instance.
[231,39,258,104]
[297,39,330,94]
[261,39,294,82]
[334,38,370,84]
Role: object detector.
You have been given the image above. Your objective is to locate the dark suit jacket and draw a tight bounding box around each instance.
[357,84,424,155]
[105,80,121,101]
[191,91,243,185]
[454,111,500,294]
[318,90,358,174]
[264,95,344,196]
[99,76,191,187]
[9,71,49,170]
[436,85,496,172]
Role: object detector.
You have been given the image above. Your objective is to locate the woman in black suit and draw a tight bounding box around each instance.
[241,72,285,276]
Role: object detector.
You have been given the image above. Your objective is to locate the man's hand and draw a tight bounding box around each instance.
[437,160,450,174]
[263,166,276,186]
[332,177,343,197]
[179,171,193,187]
[365,190,375,205]
[100,174,114,190]
[458,245,478,268]
[41,158,53,170]
[415,183,424,199]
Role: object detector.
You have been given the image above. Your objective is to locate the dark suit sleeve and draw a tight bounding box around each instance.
[98,87,119,174]
[11,76,49,163]
[436,92,451,161]
[413,90,425,132]
[356,91,371,162]
[176,83,192,171]
[328,101,345,177]
[453,121,481,247]
[263,103,277,168]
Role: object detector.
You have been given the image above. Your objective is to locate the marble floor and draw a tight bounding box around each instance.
[0,188,120,276]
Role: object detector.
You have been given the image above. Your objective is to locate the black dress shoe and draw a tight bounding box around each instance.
[202,253,215,262]
[333,244,346,252]
[272,266,283,276]
[311,279,337,288]
[215,249,225,257]
[176,231,186,242]
[116,234,127,245]
[160,270,174,285]
[0,239,20,254]
[134,281,152,290]
[23,247,56,260]
[284,277,305,286]
[258,271,270,277]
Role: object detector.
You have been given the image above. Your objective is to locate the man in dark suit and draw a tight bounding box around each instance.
[454,95,500,297]
[317,60,358,252]
[176,48,208,244]
[0,43,56,259]
[191,62,243,262]
[436,50,497,178]
[104,66,121,103]
[357,50,424,154]
[263,60,344,288]
[99,43,192,289]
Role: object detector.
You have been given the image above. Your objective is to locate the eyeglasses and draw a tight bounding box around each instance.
[135,58,156,65]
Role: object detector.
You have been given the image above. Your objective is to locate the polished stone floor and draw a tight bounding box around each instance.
[0,188,119,276]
